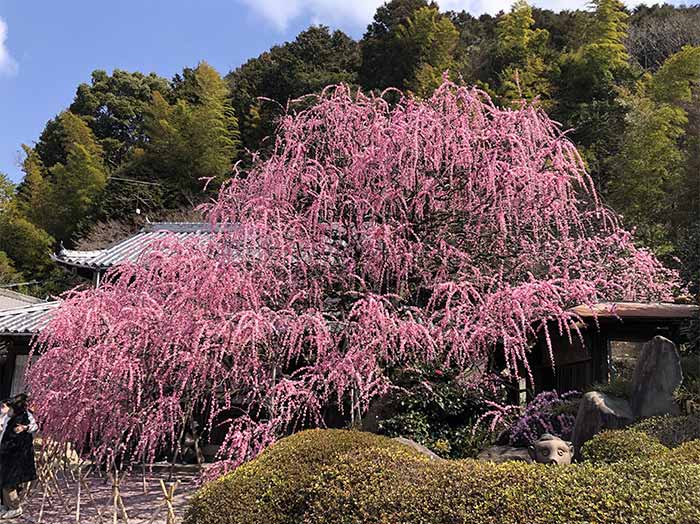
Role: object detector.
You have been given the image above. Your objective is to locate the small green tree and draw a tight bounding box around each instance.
[495,0,552,105]
[128,62,239,205]
[397,7,460,97]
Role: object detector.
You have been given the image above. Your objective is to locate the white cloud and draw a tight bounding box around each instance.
[0,17,18,76]
[238,0,655,31]
[238,0,381,31]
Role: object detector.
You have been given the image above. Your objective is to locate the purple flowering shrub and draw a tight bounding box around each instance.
[475,390,581,446]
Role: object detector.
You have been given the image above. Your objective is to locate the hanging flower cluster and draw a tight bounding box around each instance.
[28,80,679,472]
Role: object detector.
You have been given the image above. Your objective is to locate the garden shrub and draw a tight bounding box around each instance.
[667,440,700,464]
[587,377,631,399]
[631,413,700,447]
[187,430,700,524]
[183,429,409,524]
[374,366,501,458]
[308,453,700,524]
[580,430,669,464]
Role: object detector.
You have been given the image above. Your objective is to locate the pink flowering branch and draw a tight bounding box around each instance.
[28,80,679,474]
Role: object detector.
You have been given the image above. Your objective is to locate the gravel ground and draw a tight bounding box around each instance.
[17,469,199,524]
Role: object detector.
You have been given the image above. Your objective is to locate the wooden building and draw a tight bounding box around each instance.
[530,302,699,396]
[0,301,59,398]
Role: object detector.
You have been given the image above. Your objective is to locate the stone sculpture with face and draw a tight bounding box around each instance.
[528,433,574,465]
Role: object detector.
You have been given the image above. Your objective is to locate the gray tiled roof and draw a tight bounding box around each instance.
[0,302,60,336]
[52,222,229,270]
[0,290,43,312]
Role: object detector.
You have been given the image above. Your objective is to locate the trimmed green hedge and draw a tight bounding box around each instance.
[631,414,700,448]
[186,430,700,524]
[668,440,700,464]
[184,430,410,524]
[580,430,670,464]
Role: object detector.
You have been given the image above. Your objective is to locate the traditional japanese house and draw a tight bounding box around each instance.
[0,222,221,397]
[529,301,699,397]
[0,299,59,398]
[52,222,220,286]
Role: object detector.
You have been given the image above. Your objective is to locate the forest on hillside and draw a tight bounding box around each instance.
[0,0,698,298]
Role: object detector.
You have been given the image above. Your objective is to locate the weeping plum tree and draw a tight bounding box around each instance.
[28,80,679,472]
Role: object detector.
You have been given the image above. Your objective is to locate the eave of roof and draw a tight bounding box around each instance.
[0,302,60,336]
[52,222,233,271]
[570,302,699,321]
[0,289,43,311]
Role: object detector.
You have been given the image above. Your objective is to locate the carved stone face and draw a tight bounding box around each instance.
[528,434,574,465]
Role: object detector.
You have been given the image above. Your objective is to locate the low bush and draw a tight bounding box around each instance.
[184,429,409,524]
[187,430,700,524]
[668,440,700,464]
[631,413,700,448]
[580,430,669,464]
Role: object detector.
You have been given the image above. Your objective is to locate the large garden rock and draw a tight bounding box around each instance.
[393,437,445,461]
[571,391,634,457]
[630,336,682,418]
[477,445,532,463]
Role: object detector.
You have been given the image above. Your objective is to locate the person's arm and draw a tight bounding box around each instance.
[27,412,38,435]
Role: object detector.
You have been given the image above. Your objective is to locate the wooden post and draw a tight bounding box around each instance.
[75,466,82,524]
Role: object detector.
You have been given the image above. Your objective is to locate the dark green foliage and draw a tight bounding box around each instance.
[359,0,435,91]
[580,429,670,463]
[587,377,631,399]
[227,26,360,152]
[372,367,499,458]
[187,429,700,524]
[69,69,171,167]
[631,414,700,448]
[122,62,239,207]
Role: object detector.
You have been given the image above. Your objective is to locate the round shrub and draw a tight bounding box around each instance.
[580,429,669,464]
[631,414,700,448]
[188,429,700,524]
[184,429,410,524]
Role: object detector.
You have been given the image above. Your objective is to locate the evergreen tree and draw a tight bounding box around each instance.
[0,251,22,286]
[495,0,552,105]
[608,94,686,254]
[553,0,633,190]
[126,62,239,205]
[359,0,435,91]
[608,46,700,256]
[397,7,460,97]
[69,70,172,167]
[14,145,53,231]
[228,26,360,152]
[0,213,55,277]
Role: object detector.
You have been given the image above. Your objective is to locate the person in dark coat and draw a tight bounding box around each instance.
[0,395,37,520]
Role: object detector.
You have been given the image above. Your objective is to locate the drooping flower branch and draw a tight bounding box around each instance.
[28,80,679,471]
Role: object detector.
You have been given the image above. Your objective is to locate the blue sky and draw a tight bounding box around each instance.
[0,0,675,183]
